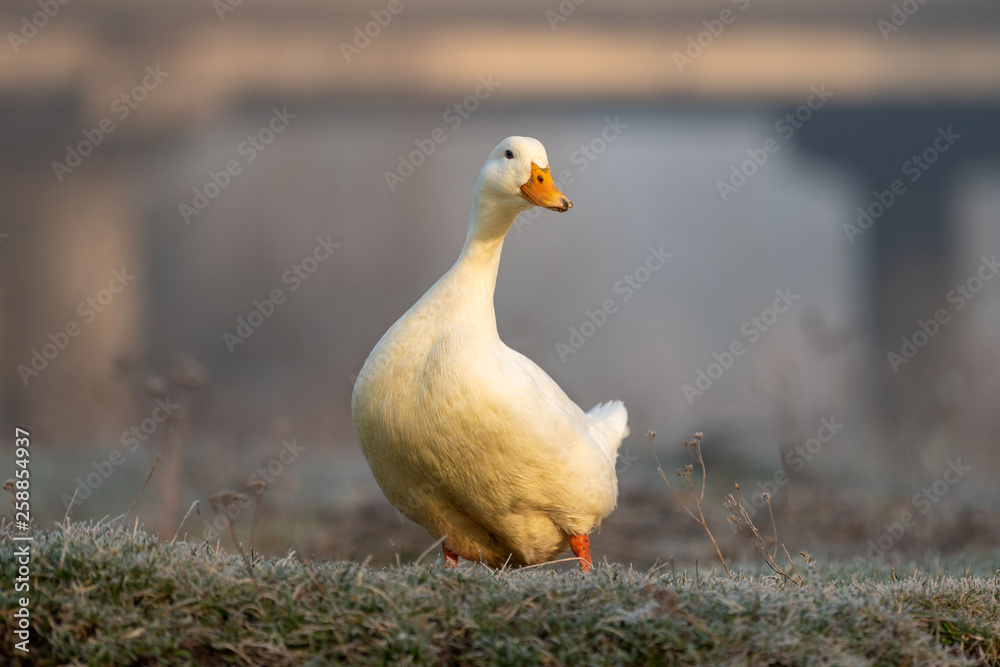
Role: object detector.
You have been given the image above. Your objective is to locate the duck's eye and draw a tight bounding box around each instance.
[504,150,514,159]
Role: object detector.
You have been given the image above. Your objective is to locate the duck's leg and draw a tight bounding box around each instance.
[569,534,592,573]
[443,544,460,569]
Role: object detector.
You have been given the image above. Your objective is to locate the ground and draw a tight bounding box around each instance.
[1,520,998,666]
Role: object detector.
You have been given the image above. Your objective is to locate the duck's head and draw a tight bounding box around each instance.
[476,136,572,214]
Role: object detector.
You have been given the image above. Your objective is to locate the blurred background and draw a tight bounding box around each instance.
[2,0,999,568]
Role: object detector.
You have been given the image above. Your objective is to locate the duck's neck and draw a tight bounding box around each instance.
[454,194,518,297]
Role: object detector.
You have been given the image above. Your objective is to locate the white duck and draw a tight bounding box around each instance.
[351,136,628,571]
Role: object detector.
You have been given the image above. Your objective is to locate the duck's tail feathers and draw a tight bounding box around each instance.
[586,400,630,462]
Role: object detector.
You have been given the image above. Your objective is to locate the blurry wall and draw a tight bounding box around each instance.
[2,0,999,493]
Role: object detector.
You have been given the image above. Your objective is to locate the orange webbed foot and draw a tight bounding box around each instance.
[443,544,460,569]
[570,534,592,573]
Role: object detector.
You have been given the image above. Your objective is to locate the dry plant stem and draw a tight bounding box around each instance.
[302,559,329,596]
[356,554,373,586]
[766,494,779,559]
[62,488,79,525]
[171,500,200,544]
[227,520,262,597]
[413,536,447,567]
[647,432,731,577]
[760,494,801,584]
[518,557,591,571]
[782,545,803,582]
[724,487,801,586]
[249,487,265,555]
[159,393,188,539]
[209,491,262,596]
[120,455,161,533]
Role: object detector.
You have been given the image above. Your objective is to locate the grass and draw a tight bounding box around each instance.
[2,520,999,666]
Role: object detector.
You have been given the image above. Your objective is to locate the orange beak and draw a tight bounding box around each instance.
[520,162,572,212]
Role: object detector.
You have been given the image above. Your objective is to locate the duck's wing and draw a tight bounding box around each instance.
[499,346,628,466]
